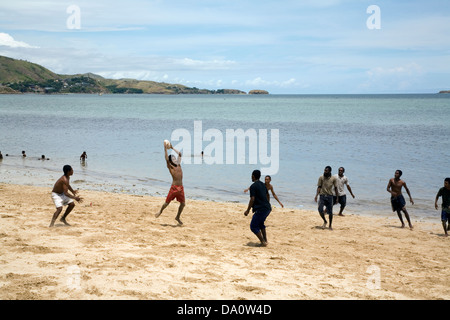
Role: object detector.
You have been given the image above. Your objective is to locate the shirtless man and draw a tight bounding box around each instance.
[244,175,284,208]
[50,165,83,227]
[155,143,185,225]
[387,170,414,229]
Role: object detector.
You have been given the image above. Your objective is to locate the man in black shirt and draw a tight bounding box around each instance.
[244,170,272,246]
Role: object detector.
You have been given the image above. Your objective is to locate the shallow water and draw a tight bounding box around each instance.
[1,93,449,221]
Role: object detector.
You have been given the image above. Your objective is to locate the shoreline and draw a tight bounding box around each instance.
[0,182,449,300]
[0,160,440,223]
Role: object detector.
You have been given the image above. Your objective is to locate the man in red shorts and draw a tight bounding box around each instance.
[155,142,185,225]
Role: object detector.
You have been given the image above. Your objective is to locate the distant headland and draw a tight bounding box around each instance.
[0,55,268,95]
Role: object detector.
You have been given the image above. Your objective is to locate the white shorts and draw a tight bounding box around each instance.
[51,192,74,208]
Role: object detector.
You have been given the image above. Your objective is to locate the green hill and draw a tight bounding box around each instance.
[0,55,60,83]
[0,55,249,95]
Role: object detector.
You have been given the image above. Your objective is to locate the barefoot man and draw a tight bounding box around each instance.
[50,165,83,227]
[315,166,339,230]
[244,170,272,247]
[156,143,185,225]
[387,169,414,229]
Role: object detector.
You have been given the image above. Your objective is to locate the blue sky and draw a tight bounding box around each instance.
[0,0,449,93]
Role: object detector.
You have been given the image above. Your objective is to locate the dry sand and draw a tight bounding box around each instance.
[0,183,449,300]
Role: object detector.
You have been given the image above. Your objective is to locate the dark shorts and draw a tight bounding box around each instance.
[391,195,406,212]
[333,195,347,208]
[441,210,450,222]
[250,208,271,234]
[318,194,333,215]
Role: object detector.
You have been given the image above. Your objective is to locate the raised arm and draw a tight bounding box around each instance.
[172,146,182,159]
[164,143,169,159]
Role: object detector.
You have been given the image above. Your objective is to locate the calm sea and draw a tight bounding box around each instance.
[0,94,449,221]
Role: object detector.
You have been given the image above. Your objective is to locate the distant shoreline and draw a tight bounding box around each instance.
[0,91,446,96]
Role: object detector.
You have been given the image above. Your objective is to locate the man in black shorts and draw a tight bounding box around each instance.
[387,170,414,229]
[244,170,271,246]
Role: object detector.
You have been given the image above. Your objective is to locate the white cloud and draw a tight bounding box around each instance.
[175,58,236,70]
[0,33,38,48]
[245,77,303,89]
[366,63,423,78]
[360,63,424,92]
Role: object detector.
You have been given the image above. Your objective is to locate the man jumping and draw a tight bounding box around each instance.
[156,142,185,225]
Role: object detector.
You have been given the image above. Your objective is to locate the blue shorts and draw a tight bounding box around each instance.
[250,208,271,234]
[441,210,450,222]
[391,195,406,212]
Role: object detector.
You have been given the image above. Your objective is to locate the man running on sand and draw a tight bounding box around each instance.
[387,169,414,229]
[156,143,185,225]
[50,165,83,227]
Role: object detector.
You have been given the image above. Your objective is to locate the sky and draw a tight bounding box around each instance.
[0,0,449,94]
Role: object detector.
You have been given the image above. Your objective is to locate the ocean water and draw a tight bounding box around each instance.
[0,93,449,221]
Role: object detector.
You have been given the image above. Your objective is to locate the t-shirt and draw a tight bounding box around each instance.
[249,180,271,212]
[437,187,450,213]
[334,174,349,196]
[317,175,337,196]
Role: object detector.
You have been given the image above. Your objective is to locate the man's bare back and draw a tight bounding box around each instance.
[52,175,70,194]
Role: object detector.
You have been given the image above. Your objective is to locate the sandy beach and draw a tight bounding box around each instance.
[0,182,449,300]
